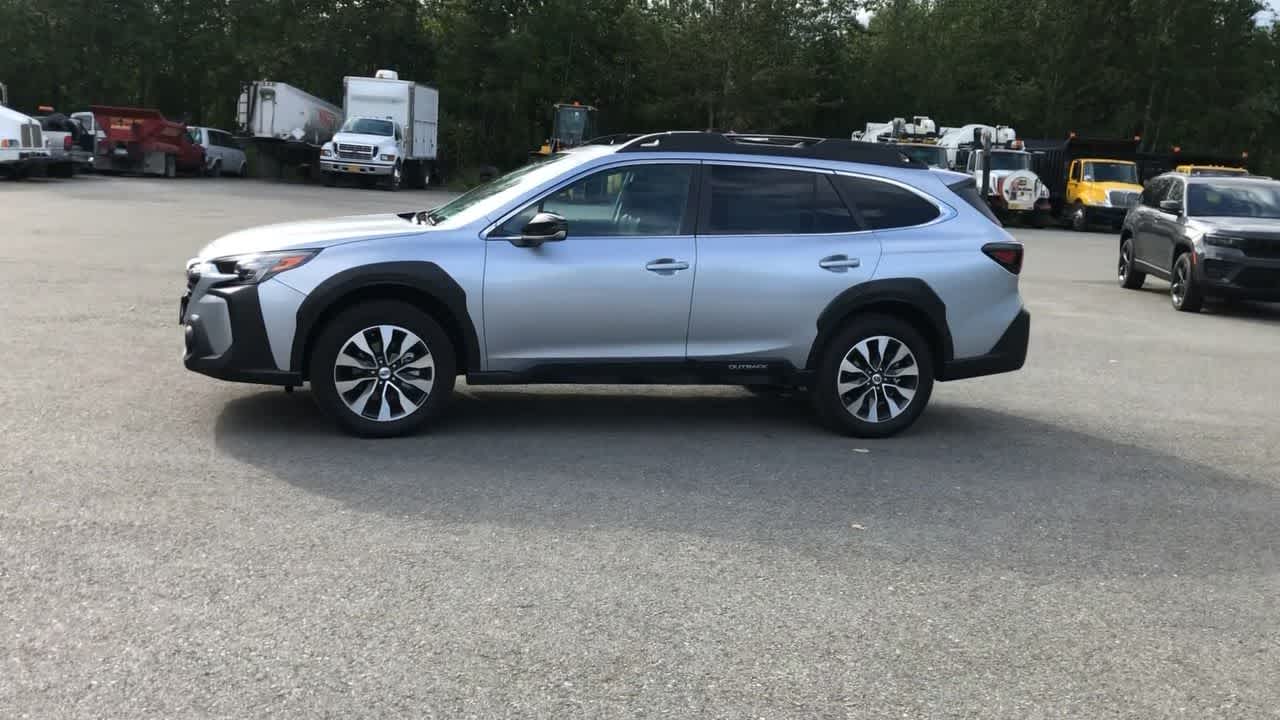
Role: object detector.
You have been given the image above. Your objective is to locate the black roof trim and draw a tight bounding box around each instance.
[617,131,927,168]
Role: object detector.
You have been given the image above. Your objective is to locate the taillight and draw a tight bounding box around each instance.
[983,242,1023,274]
[63,135,73,150]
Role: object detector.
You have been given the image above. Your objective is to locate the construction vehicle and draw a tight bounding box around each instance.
[854,116,948,168]
[938,124,1050,223]
[90,106,207,177]
[533,102,598,157]
[1026,136,1144,231]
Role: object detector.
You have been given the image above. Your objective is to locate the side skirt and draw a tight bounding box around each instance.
[467,359,813,387]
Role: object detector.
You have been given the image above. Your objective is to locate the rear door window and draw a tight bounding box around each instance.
[836,176,942,230]
[702,165,857,235]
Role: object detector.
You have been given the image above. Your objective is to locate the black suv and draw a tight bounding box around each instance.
[1119,173,1280,311]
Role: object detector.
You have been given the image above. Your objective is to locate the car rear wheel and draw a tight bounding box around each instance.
[813,315,935,438]
[309,301,456,437]
[1170,252,1204,312]
[1118,238,1145,289]
[238,160,248,177]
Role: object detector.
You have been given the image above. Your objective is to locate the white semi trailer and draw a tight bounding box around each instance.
[236,80,344,179]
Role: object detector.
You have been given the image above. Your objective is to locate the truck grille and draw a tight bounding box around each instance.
[1107,190,1139,208]
[336,143,374,160]
[20,122,42,149]
[1240,238,1280,259]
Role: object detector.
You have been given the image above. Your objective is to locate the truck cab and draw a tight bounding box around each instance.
[320,116,406,188]
[0,103,49,178]
[965,148,1051,219]
[1063,158,1142,230]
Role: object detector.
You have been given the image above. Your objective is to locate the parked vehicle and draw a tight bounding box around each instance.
[32,109,94,176]
[1119,173,1280,311]
[187,126,248,176]
[1174,164,1248,177]
[852,117,948,168]
[180,132,1029,438]
[1027,137,1144,231]
[319,70,438,189]
[533,102,599,157]
[91,106,206,176]
[0,99,49,178]
[70,111,104,161]
[938,124,1050,222]
[236,80,342,178]
[894,142,949,168]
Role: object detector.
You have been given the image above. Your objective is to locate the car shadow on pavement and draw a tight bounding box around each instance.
[213,387,1280,581]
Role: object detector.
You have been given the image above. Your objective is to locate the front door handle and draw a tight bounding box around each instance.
[645,258,690,275]
[819,254,861,272]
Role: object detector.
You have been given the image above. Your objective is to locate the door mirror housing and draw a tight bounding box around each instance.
[1159,199,1183,214]
[513,211,568,247]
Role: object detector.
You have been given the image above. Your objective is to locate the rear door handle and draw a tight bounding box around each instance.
[645,258,690,274]
[819,254,861,272]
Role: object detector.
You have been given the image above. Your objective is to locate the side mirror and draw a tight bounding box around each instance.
[513,212,567,247]
[1159,199,1183,214]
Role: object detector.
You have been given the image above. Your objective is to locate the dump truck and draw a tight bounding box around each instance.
[91,106,207,176]
[1026,136,1144,231]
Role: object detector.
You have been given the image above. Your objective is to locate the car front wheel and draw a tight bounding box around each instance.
[1170,252,1204,312]
[309,301,456,437]
[813,315,935,438]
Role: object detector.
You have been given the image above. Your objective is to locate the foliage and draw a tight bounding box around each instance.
[1,0,1277,172]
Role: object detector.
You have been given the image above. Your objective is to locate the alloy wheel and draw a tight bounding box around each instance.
[1119,244,1132,281]
[836,335,920,423]
[333,324,434,421]
[1171,261,1187,306]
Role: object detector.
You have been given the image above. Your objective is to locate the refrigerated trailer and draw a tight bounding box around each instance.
[236,80,343,179]
[321,69,438,188]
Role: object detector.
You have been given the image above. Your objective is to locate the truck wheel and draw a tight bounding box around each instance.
[384,163,402,192]
[164,154,176,178]
[1070,202,1088,231]
[238,161,248,177]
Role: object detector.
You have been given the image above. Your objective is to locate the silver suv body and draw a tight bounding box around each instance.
[181,132,1030,437]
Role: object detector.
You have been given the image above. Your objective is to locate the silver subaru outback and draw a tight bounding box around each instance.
[181,132,1029,438]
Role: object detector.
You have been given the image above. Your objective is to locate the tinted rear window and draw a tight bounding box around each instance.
[945,178,1001,226]
[705,165,857,235]
[837,176,943,229]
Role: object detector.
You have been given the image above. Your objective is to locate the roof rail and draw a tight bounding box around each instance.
[618,131,926,168]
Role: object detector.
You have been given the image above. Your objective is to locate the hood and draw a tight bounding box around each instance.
[197,214,422,260]
[0,104,36,127]
[330,132,396,146]
[1190,216,1280,235]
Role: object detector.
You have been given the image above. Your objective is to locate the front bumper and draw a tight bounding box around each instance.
[321,159,395,176]
[938,308,1030,381]
[1082,204,1130,225]
[182,283,301,386]
[1199,254,1280,300]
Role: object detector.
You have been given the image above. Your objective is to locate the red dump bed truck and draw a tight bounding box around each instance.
[90,105,206,176]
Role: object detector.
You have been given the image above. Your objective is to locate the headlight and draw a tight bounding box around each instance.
[213,250,319,284]
[320,147,333,158]
[1204,235,1249,249]
[380,153,396,162]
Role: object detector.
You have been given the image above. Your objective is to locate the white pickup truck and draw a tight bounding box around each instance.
[320,70,438,190]
[0,83,50,179]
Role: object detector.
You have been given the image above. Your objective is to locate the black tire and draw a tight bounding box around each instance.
[1070,202,1088,231]
[323,171,337,187]
[384,162,402,191]
[1170,252,1204,313]
[309,301,456,437]
[238,161,248,177]
[813,314,935,438]
[1118,237,1146,289]
[164,154,176,178]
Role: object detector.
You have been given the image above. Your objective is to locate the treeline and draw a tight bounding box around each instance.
[2,0,1278,173]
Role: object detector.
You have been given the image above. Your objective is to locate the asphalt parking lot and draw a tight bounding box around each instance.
[2,174,1278,718]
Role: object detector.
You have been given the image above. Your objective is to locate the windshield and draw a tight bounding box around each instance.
[426,154,579,224]
[988,151,1031,171]
[1187,182,1280,219]
[341,118,393,136]
[901,146,947,167]
[1084,162,1138,184]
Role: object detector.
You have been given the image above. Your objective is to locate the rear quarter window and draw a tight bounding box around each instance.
[945,178,1001,226]
[836,176,943,230]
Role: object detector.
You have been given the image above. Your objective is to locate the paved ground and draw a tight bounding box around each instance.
[2,175,1278,719]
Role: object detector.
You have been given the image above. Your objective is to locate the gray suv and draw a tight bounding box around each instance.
[181,132,1029,438]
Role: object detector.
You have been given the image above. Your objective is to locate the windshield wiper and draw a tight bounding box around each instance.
[423,210,445,226]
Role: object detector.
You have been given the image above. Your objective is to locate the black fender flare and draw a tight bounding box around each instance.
[290,261,481,374]
[808,278,954,369]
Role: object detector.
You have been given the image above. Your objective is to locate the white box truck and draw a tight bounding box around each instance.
[236,80,343,180]
[320,69,438,190]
